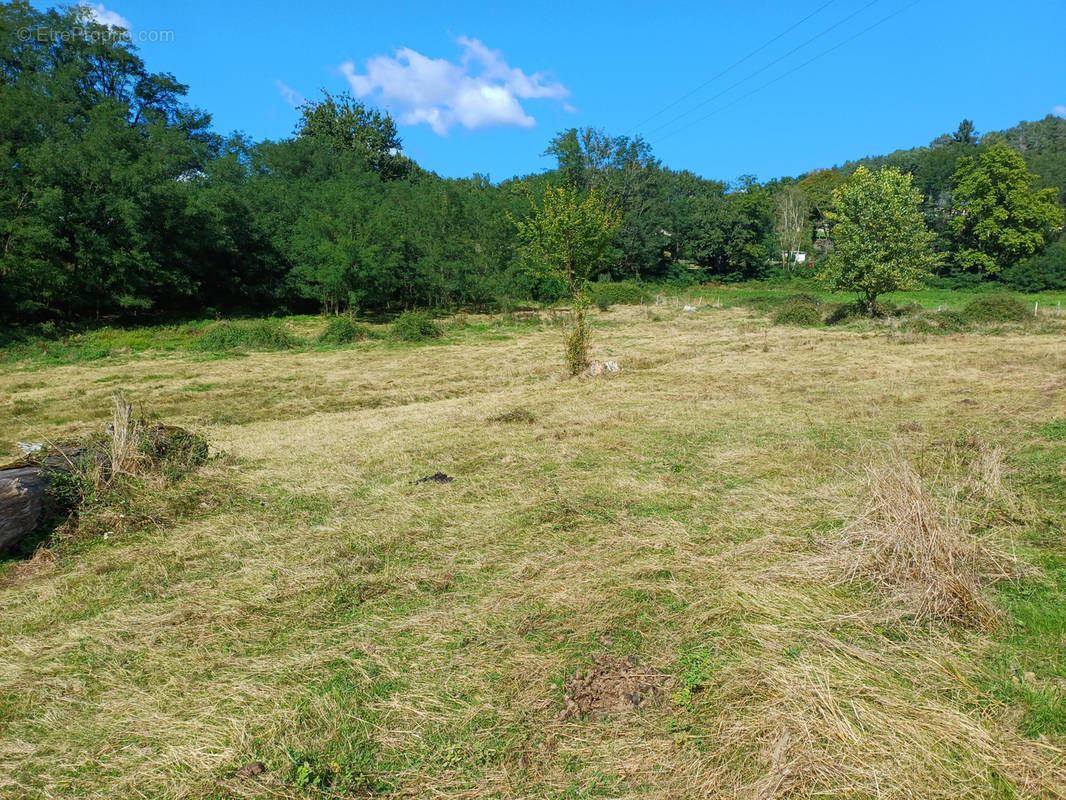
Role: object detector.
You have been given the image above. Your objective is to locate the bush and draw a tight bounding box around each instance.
[933,310,970,332]
[893,302,925,317]
[564,314,592,374]
[898,310,969,335]
[138,424,209,478]
[1001,238,1066,292]
[391,311,443,342]
[772,295,824,327]
[826,300,895,324]
[590,281,648,310]
[318,315,377,345]
[195,320,296,351]
[962,293,1030,323]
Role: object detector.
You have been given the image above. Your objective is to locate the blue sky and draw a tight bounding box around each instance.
[78,0,1066,183]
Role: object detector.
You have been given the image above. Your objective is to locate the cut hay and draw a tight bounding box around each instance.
[838,456,1016,628]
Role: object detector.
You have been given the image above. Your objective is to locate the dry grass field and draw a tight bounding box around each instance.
[1,304,1065,799]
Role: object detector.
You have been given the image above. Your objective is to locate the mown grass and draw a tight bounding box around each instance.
[1,303,1065,798]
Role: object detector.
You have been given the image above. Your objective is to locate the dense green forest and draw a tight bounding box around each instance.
[2,1,1064,324]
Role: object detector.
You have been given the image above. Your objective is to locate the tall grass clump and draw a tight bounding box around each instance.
[838,457,1015,628]
[391,311,443,342]
[962,293,1030,323]
[318,315,378,345]
[772,295,824,327]
[195,319,297,351]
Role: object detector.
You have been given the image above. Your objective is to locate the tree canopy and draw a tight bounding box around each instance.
[818,166,940,314]
[1,1,1063,326]
[950,142,1064,274]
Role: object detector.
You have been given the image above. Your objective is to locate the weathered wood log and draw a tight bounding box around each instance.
[0,446,102,554]
[0,465,52,552]
[1,424,206,554]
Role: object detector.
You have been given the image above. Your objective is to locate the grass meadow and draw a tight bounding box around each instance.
[1,297,1065,799]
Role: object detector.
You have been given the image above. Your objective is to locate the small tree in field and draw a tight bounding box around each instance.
[511,183,619,374]
[819,166,939,315]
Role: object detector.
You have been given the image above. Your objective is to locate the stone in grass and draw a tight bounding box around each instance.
[235,761,267,779]
[586,360,620,377]
[414,472,454,484]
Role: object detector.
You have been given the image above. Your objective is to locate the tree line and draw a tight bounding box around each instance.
[1,1,1063,325]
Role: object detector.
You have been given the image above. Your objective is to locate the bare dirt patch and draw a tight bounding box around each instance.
[559,654,669,720]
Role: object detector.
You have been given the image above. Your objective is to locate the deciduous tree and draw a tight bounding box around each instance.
[818,166,939,315]
[950,142,1063,274]
[510,183,619,373]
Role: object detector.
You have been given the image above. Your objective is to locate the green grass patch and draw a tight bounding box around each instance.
[194,320,299,352]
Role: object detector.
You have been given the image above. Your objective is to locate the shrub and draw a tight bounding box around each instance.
[590,281,647,310]
[893,302,925,317]
[1000,238,1066,291]
[898,311,968,335]
[138,424,209,478]
[391,311,443,342]
[195,320,296,351]
[318,315,376,345]
[826,300,892,324]
[772,295,824,327]
[962,293,1030,323]
[935,310,970,332]
[23,396,212,554]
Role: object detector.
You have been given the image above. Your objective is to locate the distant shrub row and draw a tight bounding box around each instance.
[193,313,442,352]
[771,292,1035,331]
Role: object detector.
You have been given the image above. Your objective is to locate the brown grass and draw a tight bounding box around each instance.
[106,392,145,478]
[835,455,1017,628]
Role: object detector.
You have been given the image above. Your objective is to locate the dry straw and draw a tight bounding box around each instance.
[837,454,1017,628]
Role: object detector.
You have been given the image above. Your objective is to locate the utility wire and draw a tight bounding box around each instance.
[627,0,836,134]
[654,0,923,144]
[641,0,880,139]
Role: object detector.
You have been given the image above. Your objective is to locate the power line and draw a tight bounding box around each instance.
[627,0,836,134]
[654,0,924,145]
[642,0,881,139]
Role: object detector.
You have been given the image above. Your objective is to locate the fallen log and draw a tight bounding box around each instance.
[0,447,99,553]
[1,423,206,554]
[0,465,52,552]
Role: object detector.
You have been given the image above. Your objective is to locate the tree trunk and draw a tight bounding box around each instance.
[0,466,51,552]
[0,447,99,554]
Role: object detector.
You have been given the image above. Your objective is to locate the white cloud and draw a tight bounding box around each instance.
[276,80,305,108]
[340,37,571,136]
[79,2,130,30]
[1053,105,1066,118]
